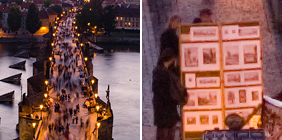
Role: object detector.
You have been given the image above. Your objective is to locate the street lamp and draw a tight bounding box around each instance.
[57,17,59,20]
[84,57,88,61]
[94,93,98,98]
[61,14,63,17]
[51,43,54,46]
[40,105,43,119]
[49,57,52,61]
[97,122,100,128]
[45,80,48,85]
[75,26,78,30]
[73,21,76,24]
[63,11,65,14]
[80,43,83,47]
[91,79,95,84]
[77,33,80,37]
[44,93,48,98]
[88,23,90,26]
[53,33,55,37]
[54,26,57,29]
[32,122,36,128]
[90,8,92,11]
[96,105,100,112]
[55,21,58,24]
[94,26,97,29]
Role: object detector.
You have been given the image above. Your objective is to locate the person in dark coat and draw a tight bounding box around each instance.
[160,15,181,56]
[152,48,180,140]
[193,8,212,23]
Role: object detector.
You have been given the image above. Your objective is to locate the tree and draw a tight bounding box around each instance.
[84,0,103,15]
[43,0,52,8]
[26,3,42,36]
[7,6,22,36]
[101,5,117,36]
[75,7,100,34]
[8,0,23,5]
[50,4,62,16]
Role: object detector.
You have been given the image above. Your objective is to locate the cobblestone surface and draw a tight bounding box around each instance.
[142,0,282,139]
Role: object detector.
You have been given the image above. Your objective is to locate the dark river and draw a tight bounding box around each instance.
[0,43,140,140]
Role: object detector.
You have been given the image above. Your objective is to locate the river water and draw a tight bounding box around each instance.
[0,43,140,140]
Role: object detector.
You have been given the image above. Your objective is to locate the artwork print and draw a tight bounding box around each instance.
[184,47,198,67]
[203,48,216,64]
[228,91,235,104]
[227,73,241,83]
[252,91,259,101]
[239,90,247,103]
[225,45,239,65]
[244,72,259,82]
[200,115,209,124]
[187,117,196,125]
[244,44,258,64]
[198,91,217,106]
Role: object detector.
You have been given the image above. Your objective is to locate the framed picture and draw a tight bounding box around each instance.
[190,26,219,41]
[238,26,260,39]
[223,40,261,70]
[225,109,254,129]
[222,25,239,40]
[242,40,261,69]
[183,111,223,132]
[224,70,262,86]
[181,43,220,72]
[185,73,196,88]
[196,77,220,88]
[224,71,242,86]
[224,86,262,108]
[243,70,262,85]
[184,89,222,110]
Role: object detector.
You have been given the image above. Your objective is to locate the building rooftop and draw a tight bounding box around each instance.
[38,10,48,19]
[115,6,139,17]
[47,8,57,15]
[0,3,19,13]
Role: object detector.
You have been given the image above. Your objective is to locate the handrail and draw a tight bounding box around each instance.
[34,120,42,140]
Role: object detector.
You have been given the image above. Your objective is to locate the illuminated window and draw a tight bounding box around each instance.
[116,17,118,20]
[125,22,127,27]
[120,17,122,20]
[128,22,131,27]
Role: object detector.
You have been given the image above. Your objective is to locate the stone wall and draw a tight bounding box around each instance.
[142,0,282,139]
[19,116,40,140]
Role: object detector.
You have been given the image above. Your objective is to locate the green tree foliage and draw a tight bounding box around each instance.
[50,4,62,16]
[102,5,117,36]
[7,6,22,34]
[8,0,23,5]
[75,7,100,33]
[43,0,52,8]
[84,0,103,15]
[26,3,42,36]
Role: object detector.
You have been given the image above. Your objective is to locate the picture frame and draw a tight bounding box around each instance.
[185,73,196,88]
[184,89,222,110]
[223,40,261,70]
[238,26,260,39]
[181,43,220,72]
[196,76,220,88]
[222,25,239,40]
[183,111,223,132]
[190,26,219,41]
[224,70,262,86]
[224,86,262,108]
[225,108,254,129]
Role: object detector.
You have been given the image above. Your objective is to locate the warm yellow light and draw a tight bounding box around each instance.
[74,17,75,20]
[61,14,63,17]
[75,26,77,29]
[79,12,81,14]
[54,26,57,29]
[52,33,55,37]
[45,80,48,85]
[57,17,59,20]
[88,23,90,26]
[94,53,97,57]
[77,33,80,37]
[56,30,58,33]
[94,93,98,98]
[32,123,36,128]
[55,21,57,24]
[96,106,100,111]
[49,57,52,61]
[91,79,95,84]
[40,105,43,110]
[120,17,122,20]
[84,57,88,61]
[80,43,83,47]
[51,43,54,46]
[90,8,92,11]
[97,122,101,128]
[73,21,76,24]
[94,26,97,29]
[72,9,74,11]
[44,93,47,98]
[69,10,71,12]
[129,22,131,25]
[63,11,65,14]
[42,27,46,29]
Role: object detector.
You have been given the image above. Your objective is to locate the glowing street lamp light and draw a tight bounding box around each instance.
[61,14,63,17]
[77,33,80,37]
[73,21,76,24]
[49,57,52,61]
[54,26,57,29]
[75,26,78,30]
[40,104,43,119]
[44,93,48,98]
[94,26,97,29]
[51,43,54,46]
[45,80,48,85]
[57,17,59,20]
[63,11,65,14]
[52,33,55,37]
[88,23,90,26]
[32,122,36,128]
[97,122,101,128]
[96,105,100,111]
[91,79,95,84]
[84,57,88,61]
[55,21,58,24]
[90,8,92,11]
[94,93,98,98]
[80,43,83,47]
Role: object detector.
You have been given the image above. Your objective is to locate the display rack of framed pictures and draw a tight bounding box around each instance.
[179,23,263,136]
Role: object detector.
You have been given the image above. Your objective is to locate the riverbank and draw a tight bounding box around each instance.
[0,37,44,43]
